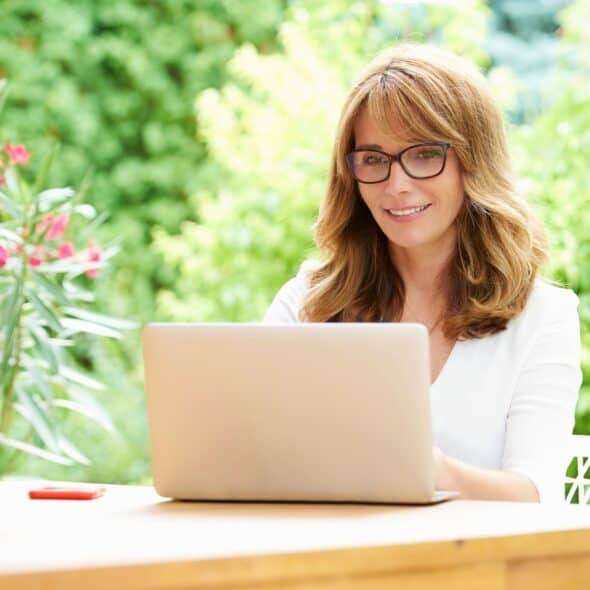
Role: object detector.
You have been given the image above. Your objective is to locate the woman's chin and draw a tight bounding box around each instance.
[386,234,434,252]
[384,224,457,255]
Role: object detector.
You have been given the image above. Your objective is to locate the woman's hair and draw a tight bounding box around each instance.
[301,43,548,339]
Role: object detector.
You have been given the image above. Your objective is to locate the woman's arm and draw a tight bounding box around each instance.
[434,447,539,502]
[438,286,581,503]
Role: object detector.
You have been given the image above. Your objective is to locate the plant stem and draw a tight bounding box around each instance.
[0,311,23,434]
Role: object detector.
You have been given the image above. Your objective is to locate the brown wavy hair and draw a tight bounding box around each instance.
[301,44,548,340]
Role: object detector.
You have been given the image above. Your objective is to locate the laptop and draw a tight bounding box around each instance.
[142,323,459,504]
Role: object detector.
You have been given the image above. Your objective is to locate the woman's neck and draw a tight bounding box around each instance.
[389,238,455,305]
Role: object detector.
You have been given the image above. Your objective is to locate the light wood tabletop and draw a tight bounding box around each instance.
[1,480,590,589]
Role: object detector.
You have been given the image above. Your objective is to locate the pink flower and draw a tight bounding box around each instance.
[57,241,75,259]
[0,175,5,188]
[46,213,69,240]
[86,242,101,279]
[35,213,55,235]
[4,144,31,166]
[0,244,8,268]
[28,245,45,267]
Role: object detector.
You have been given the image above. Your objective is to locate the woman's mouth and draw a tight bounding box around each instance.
[385,203,432,221]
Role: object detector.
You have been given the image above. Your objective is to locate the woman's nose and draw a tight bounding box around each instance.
[384,160,412,194]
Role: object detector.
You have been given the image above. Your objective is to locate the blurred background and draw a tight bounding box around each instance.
[0,0,588,484]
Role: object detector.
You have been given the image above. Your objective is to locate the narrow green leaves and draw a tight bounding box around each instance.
[63,307,138,330]
[0,433,73,465]
[31,271,71,306]
[25,287,63,333]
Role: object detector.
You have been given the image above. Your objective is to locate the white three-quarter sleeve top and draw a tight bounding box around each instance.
[263,263,582,503]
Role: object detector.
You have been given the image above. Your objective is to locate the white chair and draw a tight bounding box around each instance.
[565,434,590,504]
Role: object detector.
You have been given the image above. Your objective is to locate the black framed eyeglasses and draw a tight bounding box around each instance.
[345,142,450,183]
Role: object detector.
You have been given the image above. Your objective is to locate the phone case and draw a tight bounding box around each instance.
[28,486,106,500]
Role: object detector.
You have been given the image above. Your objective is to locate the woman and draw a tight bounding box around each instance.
[264,44,582,503]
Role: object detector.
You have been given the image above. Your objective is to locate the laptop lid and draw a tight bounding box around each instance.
[142,323,439,504]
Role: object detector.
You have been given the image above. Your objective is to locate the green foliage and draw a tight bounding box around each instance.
[0,103,136,472]
[487,0,573,121]
[0,0,286,325]
[511,0,590,432]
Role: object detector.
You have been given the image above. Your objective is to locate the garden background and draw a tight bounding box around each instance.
[0,0,588,484]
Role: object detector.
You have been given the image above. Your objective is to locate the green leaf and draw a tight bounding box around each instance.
[0,433,73,465]
[32,143,60,198]
[59,366,104,391]
[21,355,53,400]
[73,203,96,219]
[0,190,23,220]
[99,245,119,260]
[0,78,8,116]
[0,281,14,297]
[76,210,109,243]
[36,259,106,275]
[1,324,17,369]
[26,288,63,332]
[1,356,16,392]
[48,337,74,348]
[13,387,60,453]
[17,169,31,205]
[64,306,138,330]
[37,187,76,212]
[73,168,93,206]
[52,397,115,433]
[1,281,22,324]
[61,318,122,339]
[40,244,118,280]
[56,434,90,465]
[31,271,71,306]
[0,226,23,244]
[1,282,23,388]
[28,323,59,374]
[63,281,95,303]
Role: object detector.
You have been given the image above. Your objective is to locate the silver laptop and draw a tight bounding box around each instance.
[142,323,458,504]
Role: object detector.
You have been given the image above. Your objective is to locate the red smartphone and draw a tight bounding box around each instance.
[28,485,106,500]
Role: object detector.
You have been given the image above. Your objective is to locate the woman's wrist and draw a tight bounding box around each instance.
[434,447,457,492]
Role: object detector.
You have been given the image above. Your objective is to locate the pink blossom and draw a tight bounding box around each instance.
[46,213,69,240]
[35,213,55,235]
[0,244,8,268]
[57,241,75,259]
[4,144,31,166]
[28,245,45,267]
[0,175,5,188]
[88,244,100,261]
[28,256,43,267]
[86,242,101,279]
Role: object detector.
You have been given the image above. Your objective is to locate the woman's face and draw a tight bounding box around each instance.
[352,107,464,258]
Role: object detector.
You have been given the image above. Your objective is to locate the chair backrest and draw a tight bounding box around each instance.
[565,434,590,504]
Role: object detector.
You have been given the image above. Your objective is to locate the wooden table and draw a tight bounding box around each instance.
[1,481,590,589]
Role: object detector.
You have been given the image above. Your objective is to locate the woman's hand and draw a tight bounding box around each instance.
[433,446,454,491]
[432,447,539,501]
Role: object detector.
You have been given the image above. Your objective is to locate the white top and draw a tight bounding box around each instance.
[263,263,582,503]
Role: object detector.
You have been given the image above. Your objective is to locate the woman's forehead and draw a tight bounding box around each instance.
[353,105,421,148]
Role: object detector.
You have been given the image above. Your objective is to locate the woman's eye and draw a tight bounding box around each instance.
[363,155,387,166]
[416,149,442,159]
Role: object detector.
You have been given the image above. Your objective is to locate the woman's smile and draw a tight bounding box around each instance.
[385,203,432,221]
